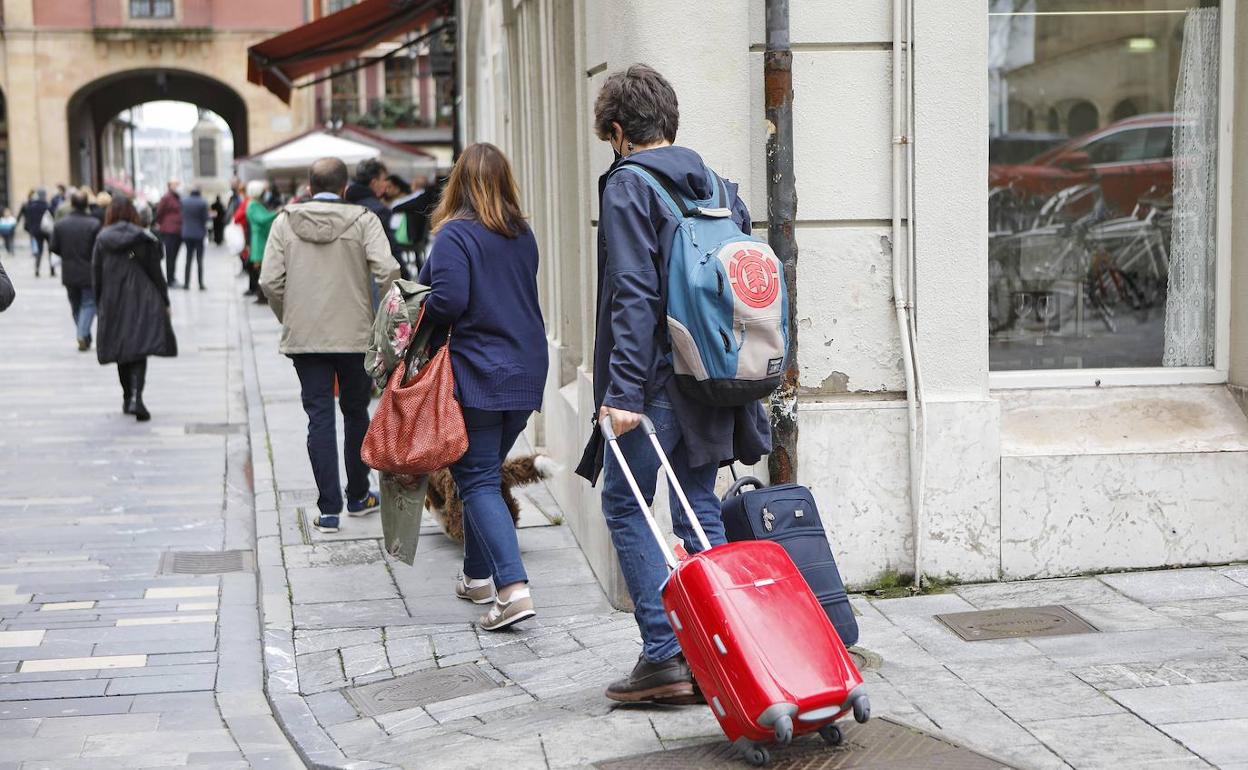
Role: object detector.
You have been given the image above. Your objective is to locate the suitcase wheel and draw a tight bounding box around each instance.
[773,714,793,746]
[741,744,771,767]
[819,723,844,747]
[852,694,871,724]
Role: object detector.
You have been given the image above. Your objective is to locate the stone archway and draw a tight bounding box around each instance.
[66,69,249,189]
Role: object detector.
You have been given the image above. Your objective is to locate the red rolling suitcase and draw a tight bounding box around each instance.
[601,416,870,767]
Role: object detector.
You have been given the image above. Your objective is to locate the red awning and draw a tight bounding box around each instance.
[247,0,447,103]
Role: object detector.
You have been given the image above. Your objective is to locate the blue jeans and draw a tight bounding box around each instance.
[67,287,96,341]
[451,408,531,587]
[600,400,725,662]
[290,353,373,516]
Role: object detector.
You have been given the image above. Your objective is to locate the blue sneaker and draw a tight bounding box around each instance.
[313,514,340,534]
[347,491,381,517]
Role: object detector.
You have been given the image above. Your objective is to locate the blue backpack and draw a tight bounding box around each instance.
[615,164,789,406]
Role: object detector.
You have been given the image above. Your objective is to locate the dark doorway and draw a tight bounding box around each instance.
[1067,101,1100,137]
[66,69,248,189]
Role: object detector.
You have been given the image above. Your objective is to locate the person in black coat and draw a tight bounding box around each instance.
[180,188,210,290]
[93,196,177,422]
[50,193,102,351]
[210,196,226,245]
[345,158,407,279]
[17,189,51,277]
[0,259,13,312]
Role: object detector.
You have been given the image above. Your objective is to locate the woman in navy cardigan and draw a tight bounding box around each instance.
[418,143,548,631]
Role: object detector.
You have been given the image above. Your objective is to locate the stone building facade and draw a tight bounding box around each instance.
[458,0,1248,607]
[0,0,314,203]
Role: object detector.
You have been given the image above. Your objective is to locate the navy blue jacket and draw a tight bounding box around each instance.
[19,199,49,237]
[575,146,772,483]
[417,219,548,412]
[181,193,210,240]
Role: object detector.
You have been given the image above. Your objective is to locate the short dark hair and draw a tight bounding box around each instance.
[387,174,411,196]
[594,64,679,145]
[310,157,349,195]
[354,158,388,186]
[104,195,140,227]
[70,192,88,211]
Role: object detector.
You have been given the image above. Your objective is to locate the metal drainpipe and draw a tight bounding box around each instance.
[891,0,928,590]
[765,0,800,485]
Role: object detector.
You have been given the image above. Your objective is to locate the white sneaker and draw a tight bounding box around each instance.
[455,575,496,605]
[479,586,536,632]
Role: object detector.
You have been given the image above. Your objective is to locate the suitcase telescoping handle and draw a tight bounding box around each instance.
[599,413,713,570]
[721,475,765,501]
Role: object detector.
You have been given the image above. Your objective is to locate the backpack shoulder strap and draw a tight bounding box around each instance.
[611,163,736,220]
[611,164,695,219]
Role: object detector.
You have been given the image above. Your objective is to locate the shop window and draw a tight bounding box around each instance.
[130,0,173,18]
[325,0,356,13]
[988,1,1224,378]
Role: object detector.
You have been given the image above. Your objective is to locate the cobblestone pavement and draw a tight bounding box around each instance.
[0,244,303,769]
[239,264,1248,770]
[6,238,1246,770]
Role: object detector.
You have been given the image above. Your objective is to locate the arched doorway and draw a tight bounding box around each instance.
[1067,100,1100,137]
[66,69,248,190]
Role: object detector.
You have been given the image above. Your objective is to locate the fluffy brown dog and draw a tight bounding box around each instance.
[425,454,557,542]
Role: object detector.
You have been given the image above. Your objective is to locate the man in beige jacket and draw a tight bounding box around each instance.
[261,157,399,533]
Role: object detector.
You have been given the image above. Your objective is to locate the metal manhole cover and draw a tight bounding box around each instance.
[936,605,1098,642]
[593,717,1014,769]
[185,423,247,436]
[344,664,500,717]
[159,550,255,575]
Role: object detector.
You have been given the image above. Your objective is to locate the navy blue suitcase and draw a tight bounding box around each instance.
[720,476,859,647]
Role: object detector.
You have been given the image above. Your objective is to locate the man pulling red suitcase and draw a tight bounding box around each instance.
[601,415,870,767]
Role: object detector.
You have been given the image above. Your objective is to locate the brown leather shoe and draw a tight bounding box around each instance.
[605,654,703,704]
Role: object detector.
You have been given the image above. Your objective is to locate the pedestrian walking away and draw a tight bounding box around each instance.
[417,142,549,632]
[346,158,407,279]
[259,157,398,535]
[49,184,66,214]
[18,189,51,277]
[154,179,184,288]
[50,192,102,351]
[181,187,210,290]
[0,257,13,312]
[575,64,771,704]
[93,195,178,422]
[246,180,281,304]
[91,191,111,223]
[211,195,227,245]
[0,208,15,255]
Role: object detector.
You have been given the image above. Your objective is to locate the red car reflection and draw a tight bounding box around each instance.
[989,113,1174,218]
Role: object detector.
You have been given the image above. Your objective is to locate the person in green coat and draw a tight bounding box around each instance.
[245,179,281,305]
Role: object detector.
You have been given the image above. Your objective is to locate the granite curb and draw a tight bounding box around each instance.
[237,294,398,770]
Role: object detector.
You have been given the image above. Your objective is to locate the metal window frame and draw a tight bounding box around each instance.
[129,0,175,19]
[989,1,1236,390]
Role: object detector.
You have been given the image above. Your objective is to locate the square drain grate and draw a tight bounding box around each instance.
[344,664,500,717]
[593,717,1015,769]
[159,550,255,575]
[936,604,1098,642]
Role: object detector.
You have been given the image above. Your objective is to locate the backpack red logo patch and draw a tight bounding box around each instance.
[729,248,779,309]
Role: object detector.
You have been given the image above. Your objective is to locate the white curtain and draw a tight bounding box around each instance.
[1163,7,1220,367]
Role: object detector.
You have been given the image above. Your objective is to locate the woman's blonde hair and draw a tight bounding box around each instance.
[431,143,526,238]
[245,179,268,199]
